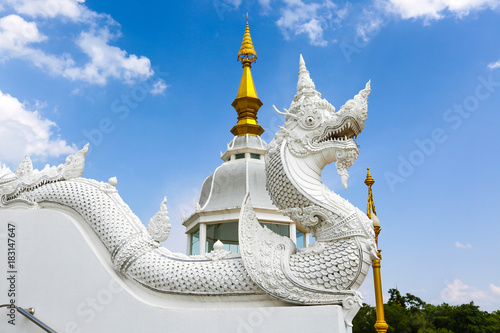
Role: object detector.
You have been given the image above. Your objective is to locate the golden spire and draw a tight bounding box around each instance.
[365,168,376,219]
[365,168,389,333]
[231,15,264,136]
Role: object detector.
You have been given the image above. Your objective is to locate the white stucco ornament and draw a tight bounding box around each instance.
[108,176,118,186]
[147,196,171,242]
[213,240,224,250]
[205,240,233,261]
[0,56,376,327]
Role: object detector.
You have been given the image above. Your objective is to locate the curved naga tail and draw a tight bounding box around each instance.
[239,194,364,314]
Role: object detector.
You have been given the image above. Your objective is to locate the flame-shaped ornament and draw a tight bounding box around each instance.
[147,196,171,242]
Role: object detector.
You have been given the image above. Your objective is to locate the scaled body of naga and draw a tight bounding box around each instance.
[0,56,377,315]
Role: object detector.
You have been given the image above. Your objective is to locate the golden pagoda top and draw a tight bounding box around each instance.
[237,14,257,64]
[231,15,264,137]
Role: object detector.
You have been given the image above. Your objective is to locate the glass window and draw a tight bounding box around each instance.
[190,229,199,255]
[260,222,289,237]
[197,222,295,255]
[296,229,305,249]
[235,153,245,159]
[250,153,260,159]
[206,222,240,253]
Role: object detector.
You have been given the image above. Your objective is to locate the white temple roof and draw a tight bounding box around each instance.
[199,154,272,211]
[182,134,292,232]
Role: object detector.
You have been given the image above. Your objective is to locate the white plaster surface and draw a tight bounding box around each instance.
[0,209,351,333]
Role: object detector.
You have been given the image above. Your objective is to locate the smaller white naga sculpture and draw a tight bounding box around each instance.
[0,55,376,326]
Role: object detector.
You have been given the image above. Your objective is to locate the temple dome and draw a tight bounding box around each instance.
[198,135,271,211]
[182,132,306,255]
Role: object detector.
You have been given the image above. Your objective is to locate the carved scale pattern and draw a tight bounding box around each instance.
[127,251,257,294]
[16,178,261,295]
[265,146,313,211]
[239,196,362,305]
[288,238,360,291]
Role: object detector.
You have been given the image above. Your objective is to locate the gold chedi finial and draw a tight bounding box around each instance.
[237,14,257,64]
[231,15,264,136]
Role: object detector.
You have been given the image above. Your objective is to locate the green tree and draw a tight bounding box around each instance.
[484,310,500,333]
[388,288,406,308]
[352,303,377,333]
[353,289,500,333]
[446,302,485,333]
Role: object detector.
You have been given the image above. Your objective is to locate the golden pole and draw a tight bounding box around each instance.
[364,168,388,333]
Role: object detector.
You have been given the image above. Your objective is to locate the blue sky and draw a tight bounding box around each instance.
[1,0,500,311]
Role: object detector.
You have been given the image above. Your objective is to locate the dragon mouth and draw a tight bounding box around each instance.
[316,117,361,144]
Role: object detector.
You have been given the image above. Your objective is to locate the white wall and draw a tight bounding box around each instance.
[0,209,350,333]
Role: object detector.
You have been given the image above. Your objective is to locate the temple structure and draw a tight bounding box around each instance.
[0,17,376,333]
[183,17,310,255]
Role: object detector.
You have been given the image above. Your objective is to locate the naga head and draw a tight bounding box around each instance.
[269,55,371,189]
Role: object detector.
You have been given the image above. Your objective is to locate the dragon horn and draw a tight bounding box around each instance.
[273,105,297,119]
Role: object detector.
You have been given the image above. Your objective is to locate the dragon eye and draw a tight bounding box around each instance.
[306,116,315,124]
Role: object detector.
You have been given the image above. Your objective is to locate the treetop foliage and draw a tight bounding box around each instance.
[353,289,500,333]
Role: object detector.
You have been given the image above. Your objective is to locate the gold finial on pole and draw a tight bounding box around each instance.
[365,167,376,219]
[231,15,264,136]
[365,168,388,333]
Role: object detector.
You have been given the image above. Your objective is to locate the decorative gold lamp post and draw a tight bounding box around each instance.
[365,168,389,333]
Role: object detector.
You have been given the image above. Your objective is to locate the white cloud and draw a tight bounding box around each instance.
[150,79,168,95]
[5,0,87,20]
[352,0,500,45]
[350,0,393,44]
[225,0,242,8]
[0,89,76,164]
[335,4,350,23]
[0,14,46,52]
[0,15,79,76]
[384,0,500,21]
[440,279,496,305]
[258,0,272,10]
[356,15,384,43]
[0,3,157,86]
[490,284,500,296]
[276,0,339,46]
[488,60,500,70]
[296,18,326,46]
[455,241,472,248]
[64,29,153,85]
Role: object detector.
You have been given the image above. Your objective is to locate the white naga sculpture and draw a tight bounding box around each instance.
[0,55,376,324]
